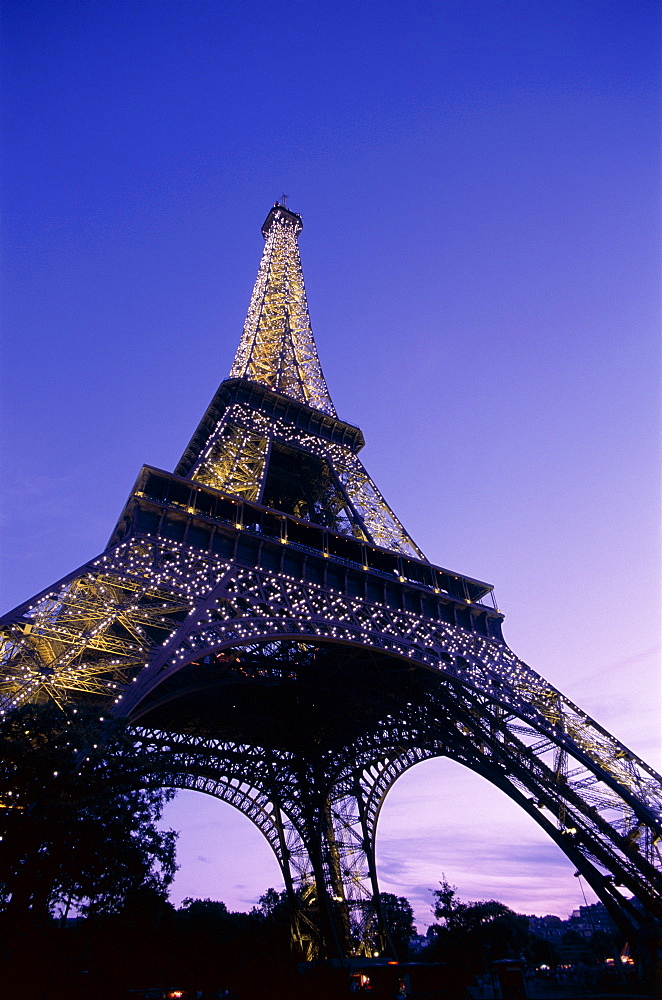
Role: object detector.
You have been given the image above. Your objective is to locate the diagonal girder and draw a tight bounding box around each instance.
[104,644,661,958]
[120,632,661,952]
[116,559,661,837]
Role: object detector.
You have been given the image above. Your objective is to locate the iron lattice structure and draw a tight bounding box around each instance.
[1,203,661,961]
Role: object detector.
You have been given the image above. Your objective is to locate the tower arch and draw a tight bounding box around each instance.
[1,203,659,962]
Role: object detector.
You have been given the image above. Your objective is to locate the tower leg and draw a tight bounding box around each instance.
[315,784,393,959]
[353,775,395,959]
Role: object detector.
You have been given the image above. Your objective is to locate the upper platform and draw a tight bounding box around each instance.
[261,202,303,237]
[176,376,365,479]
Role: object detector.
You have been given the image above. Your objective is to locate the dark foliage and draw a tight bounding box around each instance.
[378,891,417,957]
[1,880,642,1000]
[424,876,558,974]
[33,891,305,999]
[0,703,177,991]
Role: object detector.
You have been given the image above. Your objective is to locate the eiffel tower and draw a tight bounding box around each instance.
[1,202,660,962]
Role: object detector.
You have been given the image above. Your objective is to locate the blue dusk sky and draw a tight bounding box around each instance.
[2,1,659,927]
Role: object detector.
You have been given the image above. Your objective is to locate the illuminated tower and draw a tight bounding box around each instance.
[1,203,660,961]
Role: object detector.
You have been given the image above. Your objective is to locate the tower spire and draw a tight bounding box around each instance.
[175,203,423,556]
[229,202,336,417]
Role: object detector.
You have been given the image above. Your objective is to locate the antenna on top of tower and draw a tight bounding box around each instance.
[281,193,288,207]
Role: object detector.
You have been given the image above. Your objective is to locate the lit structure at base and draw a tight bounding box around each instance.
[1,203,660,961]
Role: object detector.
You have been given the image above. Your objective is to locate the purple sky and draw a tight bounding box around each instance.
[2,1,660,929]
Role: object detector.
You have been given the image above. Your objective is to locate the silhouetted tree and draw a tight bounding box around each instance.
[253,885,290,920]
[0,703,177,952]
[431,875,465,931]
[378,892,417,957]
[425,877,535,974]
